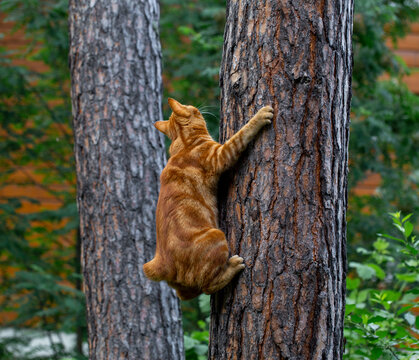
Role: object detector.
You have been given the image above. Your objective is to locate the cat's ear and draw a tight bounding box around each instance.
[168,98,191,118]
[154,120,169,136]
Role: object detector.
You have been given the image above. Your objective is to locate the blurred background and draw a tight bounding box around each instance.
[0,0,418,359]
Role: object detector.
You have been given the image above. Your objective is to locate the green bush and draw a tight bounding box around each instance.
[183,295,210,360]
[345,212,419,359]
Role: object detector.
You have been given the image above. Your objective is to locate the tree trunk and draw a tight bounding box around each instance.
[210,1,353,359]
[69,1,184,359]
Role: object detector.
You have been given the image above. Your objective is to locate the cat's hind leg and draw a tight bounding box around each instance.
[201,255,245,295]
[189,228,245,294]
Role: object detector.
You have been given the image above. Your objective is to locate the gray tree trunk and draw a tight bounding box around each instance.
[210,1,353,359]
[69,1,184,359]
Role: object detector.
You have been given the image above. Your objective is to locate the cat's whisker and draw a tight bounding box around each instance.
[197,102,207,112]
[199,105,217,112]
[201,111,218,119]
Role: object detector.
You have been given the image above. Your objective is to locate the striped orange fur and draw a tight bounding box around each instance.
[143,98,273,300]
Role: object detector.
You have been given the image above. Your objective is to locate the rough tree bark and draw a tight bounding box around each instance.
[69,1,184,359]
[210,1,353,359]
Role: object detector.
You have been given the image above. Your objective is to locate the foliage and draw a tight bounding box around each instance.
[348,0,419,250]
[348,79,419,250]
[352,0,419,91]
[0,0,86,358]
[183,295,210,360]
[345,212,419,359]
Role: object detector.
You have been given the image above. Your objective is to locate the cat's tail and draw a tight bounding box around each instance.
[143,256,166,281]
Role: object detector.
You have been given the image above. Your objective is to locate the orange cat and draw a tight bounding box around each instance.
[143,98,273,300]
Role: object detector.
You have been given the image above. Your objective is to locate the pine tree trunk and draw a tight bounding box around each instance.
[210,1,353,359]
[69,1,184,359]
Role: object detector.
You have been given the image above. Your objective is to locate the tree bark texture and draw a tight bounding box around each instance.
[69,1,184,359]
[210,1,353,359]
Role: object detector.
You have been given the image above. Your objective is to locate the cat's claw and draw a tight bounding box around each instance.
[256,106,274,125]
[229,255,245,269]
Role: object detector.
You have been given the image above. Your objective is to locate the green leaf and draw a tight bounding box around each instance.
[349,262,376,280]
[397,305,413,316]
[394,325,408,339]
[373,238,389,251]
[394,223,405,234]
[368,315,386,323]
[194,344,208,356]
[375,330,388,339]
[404,221,414,238]
[378,233,405,244]
[405,259,419,268]
[362,314,369,325]
[389,211,401,222]
[345,304,356,315]
[371,347,383,360]
[402,213,413,223]
[366,263,386,280]
[404,312,415,326]
[178,26,195,36]
[406,244,418,255]
[347,277,361,290]
[192,328,209,342]
[357,247,370,255]
[380,289,401,302]
[358,289,370,303]
[197,320,207,331]
[184,335,198,350]
[406,288,419,295]
[396,273,418,282]
[351,314,363,324]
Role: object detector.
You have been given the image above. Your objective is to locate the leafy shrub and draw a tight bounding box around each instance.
[345,212,419,359]
[183,295,210,360]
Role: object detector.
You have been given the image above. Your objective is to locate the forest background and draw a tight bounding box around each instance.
[0,0,418,359]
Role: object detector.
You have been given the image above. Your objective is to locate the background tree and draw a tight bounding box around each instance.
[209,0,353,359]
[68,0,183,359]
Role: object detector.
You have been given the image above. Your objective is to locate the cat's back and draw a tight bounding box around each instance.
[156,142,220,236]
[160,141,219,188]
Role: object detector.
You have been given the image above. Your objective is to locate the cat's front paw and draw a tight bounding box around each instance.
[229,255,245,270]
[254,106,274,126]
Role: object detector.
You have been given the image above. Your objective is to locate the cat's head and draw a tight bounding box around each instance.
[154,98,207,140]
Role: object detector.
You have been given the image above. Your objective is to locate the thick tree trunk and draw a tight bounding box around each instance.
[69,1,184,359]
[210,1,353,359]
